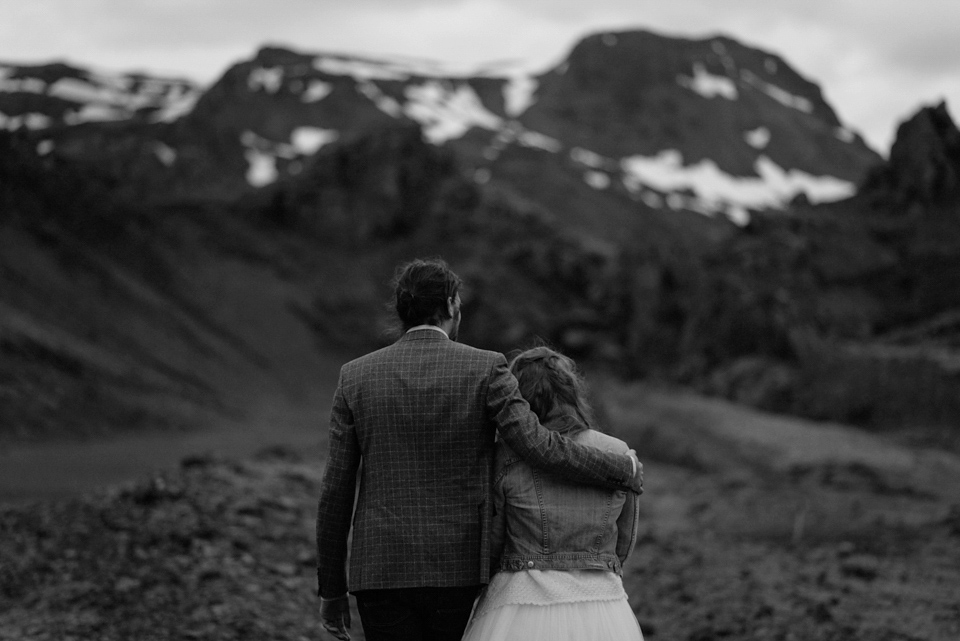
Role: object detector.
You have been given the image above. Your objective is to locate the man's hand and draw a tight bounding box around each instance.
[320,595,351,640]
[626,449,643,495]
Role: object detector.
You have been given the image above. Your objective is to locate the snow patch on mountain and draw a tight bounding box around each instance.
[584,171,611,189]
[570,147,618,171]
[481,122,562,161]
[240,126,341,187]
[65,104,128,124]
[0,112,50,130]
[357,82,403,117]
[517,130,562,152]
[313,56,416,81]
[148,86,199,123]
[248,67,284,93]
[1,64,200,126]
[153,142,177,167]
[640,190,664,209]
[678,64,738,100]
[711,41,739,75]
[0,67,46,93]
[503,75,537,118]
[291,127,338,154]
[311,52,546,87]
[834,127,856,143]
[241,131,284,187]
[245,149,277,187]
[740,70,813,113]
[404,81,502,144]
[744,127,771,149]
[620,150,855,221]
[302,80,333,103]
[49,77,116,103]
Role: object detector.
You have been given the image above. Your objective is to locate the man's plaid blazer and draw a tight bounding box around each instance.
[315,328,636,597]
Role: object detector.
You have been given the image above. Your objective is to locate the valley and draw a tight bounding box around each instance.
[2,27,960,640]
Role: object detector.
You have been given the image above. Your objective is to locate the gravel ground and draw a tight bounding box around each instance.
[2,410,959,640]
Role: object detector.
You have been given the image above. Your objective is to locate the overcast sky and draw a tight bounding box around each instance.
[2,0,958,153]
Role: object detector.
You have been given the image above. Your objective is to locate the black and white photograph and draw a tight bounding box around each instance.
[2,1,959,639]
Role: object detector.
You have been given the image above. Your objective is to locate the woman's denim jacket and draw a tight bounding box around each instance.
[490,419,640,577]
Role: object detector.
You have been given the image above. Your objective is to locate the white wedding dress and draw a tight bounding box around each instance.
[462,568,644,641]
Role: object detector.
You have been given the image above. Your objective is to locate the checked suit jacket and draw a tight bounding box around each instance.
[315,327,636,597]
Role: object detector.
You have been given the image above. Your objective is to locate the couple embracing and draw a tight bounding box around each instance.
[316,258,645,641]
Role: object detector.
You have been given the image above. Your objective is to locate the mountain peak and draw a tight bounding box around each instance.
[553,29,843,128]
[864,101,960,206]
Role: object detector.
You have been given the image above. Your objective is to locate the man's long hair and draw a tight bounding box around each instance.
[509,346,597,435]
[392,258,463,331]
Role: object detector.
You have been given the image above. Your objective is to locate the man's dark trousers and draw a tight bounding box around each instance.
[354,585,481,641]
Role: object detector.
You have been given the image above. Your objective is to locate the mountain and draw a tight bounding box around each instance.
[2,30,957,449]
[2,30,880,225]
[0,61,199,127]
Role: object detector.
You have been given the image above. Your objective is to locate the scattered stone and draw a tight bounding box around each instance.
[840,555,880,581]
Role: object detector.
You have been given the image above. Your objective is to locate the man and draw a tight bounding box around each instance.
[316,258,642,641]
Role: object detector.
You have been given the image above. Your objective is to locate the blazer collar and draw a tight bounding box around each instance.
[400,326,450,343]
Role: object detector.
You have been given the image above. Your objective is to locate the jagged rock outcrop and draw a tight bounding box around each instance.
[864,101,960,207]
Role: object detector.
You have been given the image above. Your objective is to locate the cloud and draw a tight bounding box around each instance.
[2,0,958,151]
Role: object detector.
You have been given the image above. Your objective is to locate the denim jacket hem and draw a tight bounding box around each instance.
[497,552,623,576]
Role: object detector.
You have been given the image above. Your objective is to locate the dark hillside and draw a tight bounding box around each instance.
[1,131,253,441]
[4,98,960,451]
[688,103,960,448]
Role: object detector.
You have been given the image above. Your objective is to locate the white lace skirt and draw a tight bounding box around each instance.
[462,570,644,641]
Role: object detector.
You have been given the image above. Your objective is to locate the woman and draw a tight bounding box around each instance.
[462,346,644,641]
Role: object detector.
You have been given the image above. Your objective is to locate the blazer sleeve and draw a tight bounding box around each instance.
[315,370,362,598]
[485,355,637,491]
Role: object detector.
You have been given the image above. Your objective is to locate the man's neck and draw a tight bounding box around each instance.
[406,324,448,337]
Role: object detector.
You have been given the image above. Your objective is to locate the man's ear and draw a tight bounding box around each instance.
[447,296,456,318]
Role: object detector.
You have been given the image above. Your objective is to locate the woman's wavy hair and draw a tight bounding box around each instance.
[508,345,596,435]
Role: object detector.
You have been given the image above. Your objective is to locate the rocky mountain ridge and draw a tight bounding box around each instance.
[0,61,199,128]
[2,30,880,224]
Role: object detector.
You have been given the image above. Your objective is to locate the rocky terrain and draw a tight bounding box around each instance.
[2,380,958,641]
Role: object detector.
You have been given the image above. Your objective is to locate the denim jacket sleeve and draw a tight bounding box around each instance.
[489,469,508,577]
[485,355,638,492]
[615,486,641,565]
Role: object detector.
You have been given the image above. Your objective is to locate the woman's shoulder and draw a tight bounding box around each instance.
[576,429,630,454]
